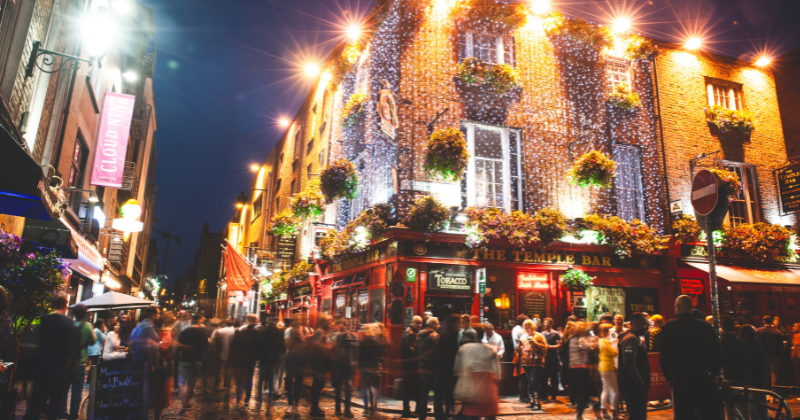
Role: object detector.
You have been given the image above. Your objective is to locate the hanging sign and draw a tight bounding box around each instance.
[405,267,417,282]
[517,272,549,290]
[476,268,486,293]
[378,89,398,140]
[428,264,473,292]
[91,93,136,188]
[776,162,800,215]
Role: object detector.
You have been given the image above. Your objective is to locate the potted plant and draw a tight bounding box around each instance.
[268,209,301,239]
[608,82,640,110]
[424,128,470,181]
[569,151,618,188]
[320,159,359,203]
[405,196,450,233]
[457,57,520,94]
[341,92,367,128]
[710,168,743,202]
[672,214,702,244]
[560,267,595,291]
[290,179,326,220]
[705,105,755,136]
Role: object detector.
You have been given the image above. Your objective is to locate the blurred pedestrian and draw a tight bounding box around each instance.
[720,316,750,418]
[230,314,258,405]
[88,319,106,366]
[434,314,461,419]
[660,295,722,420]
[417,317,440,420]
[257,316,285,403]
[516,319,547,410]
[598,323,619,420]
[561,322,576,406]
[210,320,235,389]
[131,306,167,420]
[618,313,650,420]
[400,316,423,417]
[309,315,333,417]
[740,325,770,419]
[540,318,561,403]
[332,317,358,418]
[458,314,474,346]
[67,303,96,419]
[569,321,595,420]
[793,323,800,388]
[283,315,307,415]
[756,315,782,388]
[359,323,386,417]
[773,316,792,385]
[177,315,209,415]
[157,313,175,417]
[102,323,128,361]
[512,314,529,403]
[481,323,505,359]
[454,326,499,420]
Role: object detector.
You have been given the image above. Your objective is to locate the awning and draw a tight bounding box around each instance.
[0,125,53,220]
[684,262,800,286]
[22,217,104,281]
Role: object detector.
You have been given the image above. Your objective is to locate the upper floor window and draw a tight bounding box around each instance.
[718,161,760,227]
[294,126,303,158]
[252,194,262,221]
[613,144,645,222]
[707,81,742,111]
[307,139,314,155]
[290,179,296,195]
[460,122,524,213]
[68,134,88,212]
[458,31,516,66]
[605,57,630,93]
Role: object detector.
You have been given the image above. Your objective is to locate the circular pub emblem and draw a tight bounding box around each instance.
[639,258,650,269]
[413,244,427,256]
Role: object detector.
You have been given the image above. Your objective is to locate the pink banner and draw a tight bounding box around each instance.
[91,93,136,188]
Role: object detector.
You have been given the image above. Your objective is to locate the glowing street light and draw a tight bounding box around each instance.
[250,164,260,172]
[611,18,631,34]
[685,37,702,50]
[529,0,550,15]
[278,118,290,128]
[123,71,137,81]
[347,24,361,41]
[304,63,320,77]
[755,56,771,67]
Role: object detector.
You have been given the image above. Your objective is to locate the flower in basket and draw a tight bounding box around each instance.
[569,151,617,188]
[560,267,595,291]
[607,82,640,110]
[354,203,394,239]
[319,228,340,260]
[672,214,702,244]
[457,57,519,93]
[710,168,743,202]
[320,159,359,203]
[405,196,450,233]
[624,34,656,60]
[543,12,612,52]
[534,207,568,248]
[464,207,508,248]
[721,223,792,262]
[289,179,326,220]
[0,228,22,261]
[288,260,314,282]
[585,214,662,258]
[705,105,755,136]
[341,92,367,128]
[424,128,470,182]
[267,209,301,239]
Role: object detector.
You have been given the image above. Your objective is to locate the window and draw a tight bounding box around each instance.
[279,153,284,167]
[319,122,327,135]
[290,179,296,195]
[719,161,760,226]
[292,159,298,171]
[275,196,280,210]
[484,269,516,331]
[460,123,524,213]
[319,150,325,167]
[605,57,630,93]
[307,164,314,177]
[306,139,314,155]
[252,194,262,221]
[707,81,742,110]
[294,126,303,158]
[613,144,645,222]
[275,178,282,193]
[348,159,368,221]
[68,134,88,211]
[312,103,317,114]
[457,31,516,66]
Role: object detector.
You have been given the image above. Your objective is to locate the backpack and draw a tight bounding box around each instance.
[68,321,87,369]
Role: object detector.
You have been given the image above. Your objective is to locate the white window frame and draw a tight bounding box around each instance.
[718,160,760,226]
[613,144,646,222]
[463,31,506,65]
[605,57,631,93]
[707,82,742,111]
[462,122,523,213]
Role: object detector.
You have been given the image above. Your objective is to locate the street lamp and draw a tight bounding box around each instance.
[685,37,702,50]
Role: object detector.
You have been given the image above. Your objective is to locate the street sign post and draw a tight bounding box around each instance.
[690,170,729,330]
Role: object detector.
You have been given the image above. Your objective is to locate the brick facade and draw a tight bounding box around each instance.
[775,47,800,161]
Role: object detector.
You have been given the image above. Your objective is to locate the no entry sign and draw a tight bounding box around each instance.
[691,170,720,216]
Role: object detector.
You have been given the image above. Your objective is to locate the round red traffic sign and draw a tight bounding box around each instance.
[691,170,720,216]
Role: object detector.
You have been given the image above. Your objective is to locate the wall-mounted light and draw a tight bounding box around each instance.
[684,37,702,50]
[122,70,138,81]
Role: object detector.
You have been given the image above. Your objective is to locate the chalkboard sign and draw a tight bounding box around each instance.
[518,289,548,320]
[777,162,800,215]
[89,360,148,420]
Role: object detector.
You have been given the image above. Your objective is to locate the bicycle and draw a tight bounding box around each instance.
[719,379,794,420]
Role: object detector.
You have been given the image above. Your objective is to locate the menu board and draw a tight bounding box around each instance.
[518,290,548,320]
[777,162,800,215]
[89,359,146,420]
[277,236,297,261]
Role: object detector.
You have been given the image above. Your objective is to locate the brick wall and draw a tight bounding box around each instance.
[775,47,800,160]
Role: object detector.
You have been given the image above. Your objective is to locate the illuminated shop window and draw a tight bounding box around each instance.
[605,57,630,93]
[707,81,743,111]
[458,31,516,66]
[613,144,645,222]
[460,122,524,213]
[252,193,262,221]
[718,161,760,226]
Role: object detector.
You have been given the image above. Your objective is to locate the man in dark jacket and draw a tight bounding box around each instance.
[432,315,461,420]
[400,316,422,417]
[416,317,440,420]
[660,295,723,420]
[308,315,332,417]
[720,316,750,385]
[230,315,259,405]
[257,316,285,403]
[618,312,651,420]
[756,314,782,387]
[332,318,358,418]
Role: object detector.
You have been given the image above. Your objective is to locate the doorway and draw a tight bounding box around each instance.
[425,295,473,325]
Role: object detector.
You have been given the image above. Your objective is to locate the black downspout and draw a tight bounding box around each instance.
[51,57,81,177]
[652,55,672,232]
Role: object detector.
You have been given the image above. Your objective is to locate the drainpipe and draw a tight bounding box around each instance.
[652,55,673,232]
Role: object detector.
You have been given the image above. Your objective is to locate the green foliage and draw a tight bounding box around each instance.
[543,12,612,52]
[405,196,450,233]
[721,223,792,262]
[585,214,663,258]
[320,159,359,203]
[290,179,326,220]
[705,105,756,136]
[424,128,470,181]
[464,207,568,249]
[569,151,618,188]
[268,209,301,239]
[672,214,702,244]
[341,92,367,128]
[560,268,595,290]
[710,168,743,202]
[458,57,520,94]
[608,82,640,110]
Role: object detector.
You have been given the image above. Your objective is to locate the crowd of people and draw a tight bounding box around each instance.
[7,293,800,420]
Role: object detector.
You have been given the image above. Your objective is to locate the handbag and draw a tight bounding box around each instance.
[453,349,486,403]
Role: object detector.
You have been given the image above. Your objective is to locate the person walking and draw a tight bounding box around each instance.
[659,295,722,420]
[517,319,548,411]
[756,315,783,388]
[454,326,499,420]
[177,315,209,415]
[332,318,358,418]
[617,313,650,420]
[719,316,751,418]
[561,321,576,406]
[230,314,259,406]
[773,316,792,385]
[793,323,800,389]
[257,316,285,403]
[24,295,74,420]
[540,318,561,403]
[400,316,422,418]
[740,325,770,419]
[481,323,505,359]
[359,323,386,417]
[283,316,308,415]
[458,314,474,346]
[309,315,333,417]
[67,303,96,420]
[433,314,461,420]
[569,321,595,420]
[210,320,235,389]
[88,320,106,366]
[417,317,440,420]
[131,306,167,420]
[598,323,620,420]
[511,314,530,403]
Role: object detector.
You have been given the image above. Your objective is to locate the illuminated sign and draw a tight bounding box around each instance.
[91,93,136,188]
[680,279,704,295]
[518,272,549,290]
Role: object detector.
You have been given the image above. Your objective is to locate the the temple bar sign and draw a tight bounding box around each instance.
[776,161,800,215]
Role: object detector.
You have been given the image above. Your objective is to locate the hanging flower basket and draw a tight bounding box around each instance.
[353,203,394,239]
[464,207,511,248]
[721,223,792,262]
[534,207,569,248]
[543,12,612,52]
[705,105,755,136]
[624,35,657,60]
[424,128,470,181]
[560,268,595,291]
[608,83,640,110]
[320,159,359,203]
[332,42,362,85]
[341,92,367,128]
[454,0,528,32]
[268,209,301,239]
[457,57,520,94]
[569,151,617,188]
[672,214,702,244]
[289,179,326,220]
[405,196,450,233]
[585,214,663,258]
[710,168,743,202]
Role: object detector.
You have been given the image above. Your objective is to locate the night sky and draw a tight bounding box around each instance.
[139,0,799,285]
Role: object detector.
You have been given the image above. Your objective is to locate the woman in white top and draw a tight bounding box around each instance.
[454,326,500,420]
[102,324,128,361]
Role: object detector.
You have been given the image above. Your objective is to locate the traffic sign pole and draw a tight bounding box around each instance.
[706,221,720,331]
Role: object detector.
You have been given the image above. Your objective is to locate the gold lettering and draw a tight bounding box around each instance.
[524,252,533,262]
[566,254,575,264]
[496,250,506,260]
[592,256,601,266]
[472,249,481,259]
[548,253,558,263]
[535,252,546,263]
[602,257,611,266]
[484,249,495,260]
[582,256,592,265]
[557,254,565,263]
[512,251,522,262]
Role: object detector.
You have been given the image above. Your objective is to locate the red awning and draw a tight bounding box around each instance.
[684,262,800,286]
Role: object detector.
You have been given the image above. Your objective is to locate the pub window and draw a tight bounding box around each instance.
[605,57,631,93]
[292,159,298,171]
[275,196,280,211]
[458,31,516,66]
[294,126,303,158]
[319,122,327,135]
[279,153,284,167]
[307,139,314,155]
[613,144,645,222]
[460,122,524,213]
[707,81,742,111]
[252,193,262,221]
[718,160,760,226]
[68,133,89,212]
[484,269,516,330]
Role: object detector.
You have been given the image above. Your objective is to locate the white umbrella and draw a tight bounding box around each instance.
[73,291,156,311]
